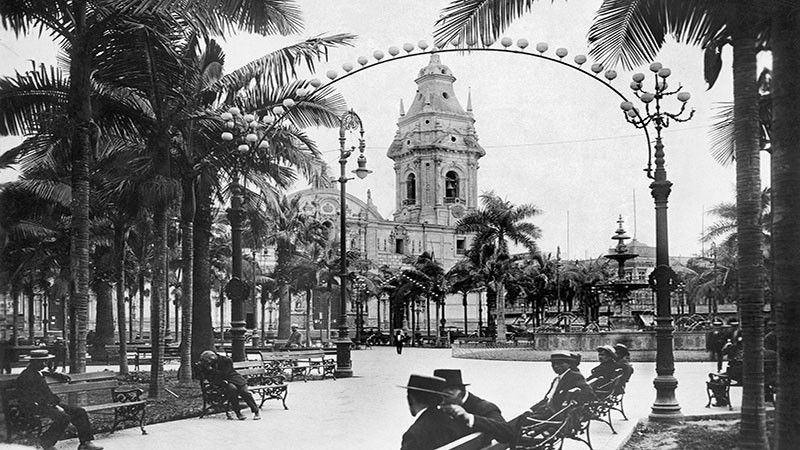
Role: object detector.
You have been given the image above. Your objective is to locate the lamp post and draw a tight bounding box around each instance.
[220,106,273,362]
[334,109,369,378]
[620,61,693,421]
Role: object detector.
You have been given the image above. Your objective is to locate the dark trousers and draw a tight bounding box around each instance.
[38,404,94,447]
[711,349,724,372]
[223,383,258,414]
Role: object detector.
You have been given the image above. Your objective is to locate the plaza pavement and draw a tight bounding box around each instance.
[41,347,749,450]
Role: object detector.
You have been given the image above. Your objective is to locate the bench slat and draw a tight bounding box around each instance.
[51,380,119,394]
[82,400,146,413]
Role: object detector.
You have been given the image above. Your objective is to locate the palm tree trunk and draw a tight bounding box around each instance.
[192,181,214,363]
[26,281,34,343]
[149,206,168,398]
[178,176,195,384]
[771,6,800,448]
[496,281,507,343]
[93,277,115,360]
[732,27,768,449]
[67,0,91,374]
[305,289,312,347]
[463,292,468,334]
[137,270,145,341]
[277,285,291,339]
[114,225,129,375]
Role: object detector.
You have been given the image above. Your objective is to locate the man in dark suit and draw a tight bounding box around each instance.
[513,351,596,448]
[15,349,103,450]
[524,351,595,419]
[197,350,260,420]
[285,324,303,349]
[434,368,514,444]
[400,374,470,450]
[586,345,619,391]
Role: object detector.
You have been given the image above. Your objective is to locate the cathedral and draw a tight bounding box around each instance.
[287,55,486,334]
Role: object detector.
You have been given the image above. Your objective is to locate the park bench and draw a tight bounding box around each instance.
[259,350,336,382]
[195,360,288,418]
[435,389,599,450]
[133,346,181,370]
[706,355,777,410]
[0,371,147,445]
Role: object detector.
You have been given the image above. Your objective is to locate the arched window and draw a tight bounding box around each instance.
[445,171,459,200]
[406,173,416,204]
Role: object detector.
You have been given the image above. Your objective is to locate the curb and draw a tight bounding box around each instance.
[614,417,644,450]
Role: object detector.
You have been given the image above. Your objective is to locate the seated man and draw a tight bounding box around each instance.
[513,351,595,447]
[15,349,103,450]
[586,345,619,391]
[613,343,634,393]
[285,324,303,349]
[196,350,260,420]
[400,374,470,450]
[434,368,514,444]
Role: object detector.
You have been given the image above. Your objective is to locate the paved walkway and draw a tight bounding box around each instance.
[40,347,746,450]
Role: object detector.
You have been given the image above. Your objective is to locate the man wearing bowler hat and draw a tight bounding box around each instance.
[434,368,514,444]
[15,349,103,450]
[400,374,470,450]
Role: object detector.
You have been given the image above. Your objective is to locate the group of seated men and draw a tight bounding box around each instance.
[399,343,634,450]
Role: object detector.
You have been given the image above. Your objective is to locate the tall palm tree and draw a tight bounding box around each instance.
[434,2,770,443]
[588,4,770,444]
[455,191,541,343]
[770,4,800,448]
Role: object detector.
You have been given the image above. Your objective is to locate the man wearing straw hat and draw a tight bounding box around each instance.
[399,374,470,450]
[586,344,619,389]
[16,349,103,450]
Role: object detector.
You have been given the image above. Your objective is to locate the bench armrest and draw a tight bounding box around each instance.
[113,387,144,403]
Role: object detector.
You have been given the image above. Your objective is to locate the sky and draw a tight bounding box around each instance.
[0,0,771,260]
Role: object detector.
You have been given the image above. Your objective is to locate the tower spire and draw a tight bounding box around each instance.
[399,98,405,117]
[467,87,473,114]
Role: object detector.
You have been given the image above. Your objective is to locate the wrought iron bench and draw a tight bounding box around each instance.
[0,371,146,446]
[195,360,287,418]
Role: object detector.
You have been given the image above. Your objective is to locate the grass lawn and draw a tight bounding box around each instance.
[623,416,775,450]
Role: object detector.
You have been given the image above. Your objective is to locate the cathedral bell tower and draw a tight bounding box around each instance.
[387,54,485,225]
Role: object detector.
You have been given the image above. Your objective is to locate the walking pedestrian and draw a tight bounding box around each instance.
[395,329,405,355]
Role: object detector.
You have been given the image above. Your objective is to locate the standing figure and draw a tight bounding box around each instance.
[196,350,260,420]
[435,368,514,445]
[395,329,406,355]
[15,349,103,450]
[705,319,726,372]
[285,324,303,349]
[399,374,470,450]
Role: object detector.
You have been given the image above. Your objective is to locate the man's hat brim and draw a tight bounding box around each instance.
[398,385,448,395]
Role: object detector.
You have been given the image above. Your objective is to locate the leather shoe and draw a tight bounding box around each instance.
[253,412,261,421]
[78,441,104,450]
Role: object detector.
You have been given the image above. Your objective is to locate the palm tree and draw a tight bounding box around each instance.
[588,4,770,445]
[446,258,485,334]
[455,191,541,343]
[770,4,800,447]
[434,2,770,443]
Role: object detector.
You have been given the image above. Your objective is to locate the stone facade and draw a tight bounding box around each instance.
[285,55,487,333]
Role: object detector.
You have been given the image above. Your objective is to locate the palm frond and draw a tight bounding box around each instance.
[212,33,357,95]
[433,0,537,49]
[708,102,735,166]
[0,62,69,136]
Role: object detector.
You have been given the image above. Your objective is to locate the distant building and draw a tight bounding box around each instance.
[283,55,487,336]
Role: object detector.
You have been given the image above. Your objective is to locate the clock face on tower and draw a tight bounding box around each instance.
[451,204,465,219]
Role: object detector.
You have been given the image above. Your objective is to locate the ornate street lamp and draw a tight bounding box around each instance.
[219,106,273,361]
[620,62,693,421]
[333,109,369,378]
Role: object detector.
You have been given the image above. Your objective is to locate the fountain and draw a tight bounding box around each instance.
[595,215,651,328]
